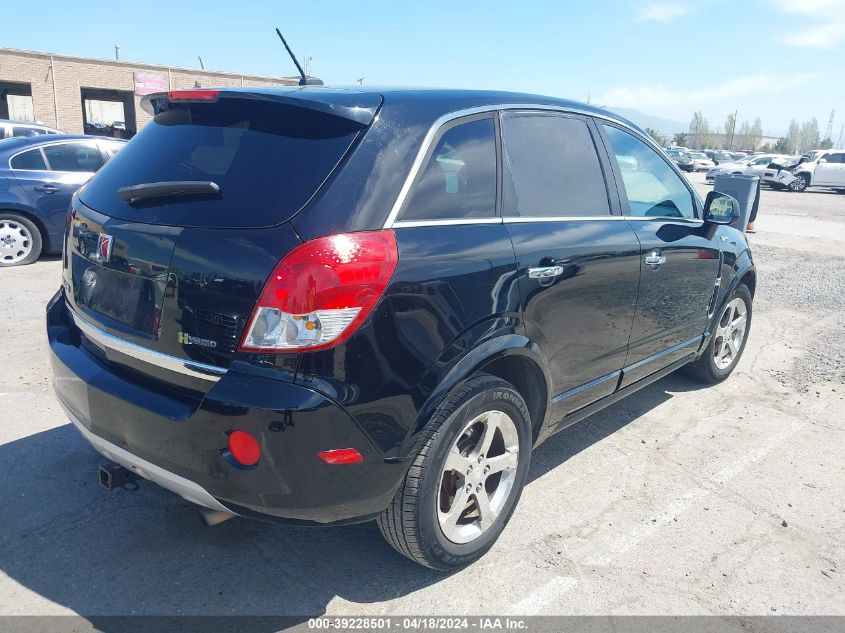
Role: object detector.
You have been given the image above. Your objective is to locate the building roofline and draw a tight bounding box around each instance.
[0,46,297,83]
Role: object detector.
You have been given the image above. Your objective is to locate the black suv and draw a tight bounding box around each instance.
[47,88,754,570]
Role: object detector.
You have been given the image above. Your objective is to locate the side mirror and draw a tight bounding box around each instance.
[703,191,738,225]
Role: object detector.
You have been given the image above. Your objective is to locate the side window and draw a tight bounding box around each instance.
[103,142,125,159]
[752,156,771,165]
[10,148,47,170]
[602,124,695,219]
[824,153,844,164]
[12,126,42,137]
[500,113,610,217]
[400,117,496,221]
[42,143,104,173]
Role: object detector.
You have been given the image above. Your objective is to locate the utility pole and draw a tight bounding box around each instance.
[114,45,120,61]
[824,109,835,141]
[197,56,205,70]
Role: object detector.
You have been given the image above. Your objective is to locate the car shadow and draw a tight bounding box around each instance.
[0,372,702,628]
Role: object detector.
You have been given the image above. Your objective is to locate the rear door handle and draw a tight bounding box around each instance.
[643,250,666,270]
[528,265,564,280]
[34,184,59,194]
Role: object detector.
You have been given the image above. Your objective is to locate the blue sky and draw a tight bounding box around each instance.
[4,0,844,136]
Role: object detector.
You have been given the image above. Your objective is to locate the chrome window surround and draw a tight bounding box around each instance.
[69,304,227,382]
[384,103,703,229]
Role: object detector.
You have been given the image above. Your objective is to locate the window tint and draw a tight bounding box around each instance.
[10,148,47,170]
[12,126,44,137]
[82,99,364,228]
[501,113,610,217]
[43,143,104,172]
[824,153,845,163]
[602,125,695,219]
[103,142,125,158]
[401,118,496,221]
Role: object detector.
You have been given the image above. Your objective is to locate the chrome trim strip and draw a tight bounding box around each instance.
[60,400,232,513]
[382,102,703,229]
[69,304,227,382]
[503,215,627,223]
[392,217,502,228]
[622,335,702,374]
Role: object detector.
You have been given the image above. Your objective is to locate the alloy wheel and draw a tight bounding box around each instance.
[437,410,520,544]
[0,220,33,265]
[789,176,806,191]
[713,297,748,370]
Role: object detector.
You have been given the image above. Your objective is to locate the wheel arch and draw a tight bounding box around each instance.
[0,206,51,253]
[400,334,552,457]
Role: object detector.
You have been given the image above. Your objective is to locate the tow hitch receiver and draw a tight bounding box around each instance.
[99,462,140,491]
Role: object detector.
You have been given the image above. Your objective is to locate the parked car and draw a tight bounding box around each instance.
[706,154,792,183]
[760,157,802,189]
[0,120,62,140]
[710,151,735,165]
[666,148,695,172]
[0,134,126,265]
[48,88,754,570]
[770,149,845,192]
[687,151,715,171]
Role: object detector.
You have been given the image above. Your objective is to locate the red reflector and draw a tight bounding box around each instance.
[168,89,220,102]
[228,430,261,466]
[318,448,363,465]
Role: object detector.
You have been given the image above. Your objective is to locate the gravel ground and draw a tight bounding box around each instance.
[0,174,843,620]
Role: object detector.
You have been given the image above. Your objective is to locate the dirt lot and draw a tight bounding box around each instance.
[0,174,843,618]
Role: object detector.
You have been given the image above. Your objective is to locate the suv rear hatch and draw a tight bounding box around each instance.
[63,88,381,389]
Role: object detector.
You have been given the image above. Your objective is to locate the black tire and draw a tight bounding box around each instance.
[377,373,532,570]
[788,173,809,192]
[0,212,42,266]
[684,284,753,384]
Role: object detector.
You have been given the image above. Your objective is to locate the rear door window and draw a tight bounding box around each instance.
[400,117,497,222]
[500,112,610,217]
[80,98,367,228]
[43,143,104,172]
[10,148,47,170]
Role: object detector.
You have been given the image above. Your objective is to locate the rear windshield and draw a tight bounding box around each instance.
[80,98,365,228]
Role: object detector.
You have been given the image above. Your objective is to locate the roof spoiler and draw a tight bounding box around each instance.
[140,89,381,126]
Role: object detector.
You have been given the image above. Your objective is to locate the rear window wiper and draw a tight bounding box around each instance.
[117,181,221,205]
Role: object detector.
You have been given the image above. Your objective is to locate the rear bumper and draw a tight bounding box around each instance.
[48,291,406,524]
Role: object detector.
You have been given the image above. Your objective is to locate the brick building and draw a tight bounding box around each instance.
[0,47,297,137]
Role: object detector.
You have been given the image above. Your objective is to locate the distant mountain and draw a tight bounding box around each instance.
[608,107,688,136]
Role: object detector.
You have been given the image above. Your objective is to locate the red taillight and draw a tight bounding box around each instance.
[318,448,364,465]
[168,89,220,102]
[239,230,398,353]
[227,430,261,467]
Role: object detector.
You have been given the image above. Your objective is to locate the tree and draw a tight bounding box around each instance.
[820,137,834,150]
[759,143,773,153]
[688,111,710,149]
[773,137,792,153]
[799,118,820,152]
[787,120,801,154]
[737,120,751,150]
[724,113,737,150]
[643,127,668,147]
[672,132,688,147]
[749,118,763,151]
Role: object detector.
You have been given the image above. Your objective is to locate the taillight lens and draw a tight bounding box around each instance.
[239,230,398,353]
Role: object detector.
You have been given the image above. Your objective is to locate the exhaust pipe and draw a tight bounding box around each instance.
[201,509,237,527]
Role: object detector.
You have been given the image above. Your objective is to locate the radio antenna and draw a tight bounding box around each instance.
[275,28,308,86]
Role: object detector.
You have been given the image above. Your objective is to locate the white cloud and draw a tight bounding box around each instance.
[784,22,845,48]
[636,3,692,22]
[769,0,845,48]
[596,73,821,109]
